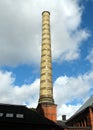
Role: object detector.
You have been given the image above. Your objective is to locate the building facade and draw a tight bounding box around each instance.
[65,96,93,130]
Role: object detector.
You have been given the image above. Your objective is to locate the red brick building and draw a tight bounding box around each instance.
[66,96,93,130]
[57,96,93,130]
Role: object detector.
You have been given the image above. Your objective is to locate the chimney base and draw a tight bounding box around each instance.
[36,103,57,122]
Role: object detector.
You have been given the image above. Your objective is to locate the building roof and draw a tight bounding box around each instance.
[57,120,66,128]
[75,95,93,115]
[67,95,93,122]
[0,103,59,127]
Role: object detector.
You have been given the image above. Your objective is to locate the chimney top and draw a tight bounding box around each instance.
[42,11,50,15]
[62,115,66,121]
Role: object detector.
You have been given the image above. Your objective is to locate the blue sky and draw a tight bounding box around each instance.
[0,0,93,120]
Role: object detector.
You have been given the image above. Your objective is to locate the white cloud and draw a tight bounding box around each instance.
[57,104,81,120]
[53,72,93,119]
[86,48,93,64]
[0,0,90,66]
[0,70,39,108]
[0,70,93,120]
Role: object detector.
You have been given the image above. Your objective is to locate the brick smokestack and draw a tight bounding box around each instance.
[36,11,57,122]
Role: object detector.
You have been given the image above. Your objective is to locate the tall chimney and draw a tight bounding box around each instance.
[36,11,57,122]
